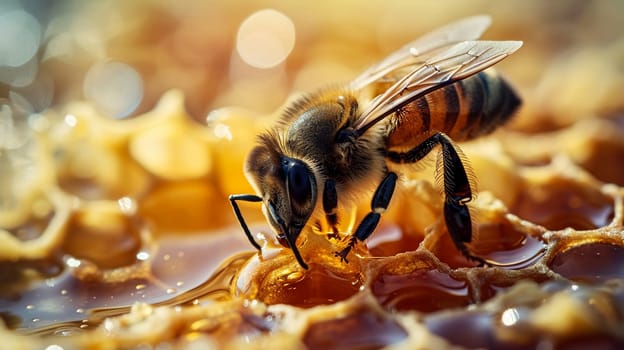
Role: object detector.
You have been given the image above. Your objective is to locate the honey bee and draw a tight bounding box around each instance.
[230,16,522,269]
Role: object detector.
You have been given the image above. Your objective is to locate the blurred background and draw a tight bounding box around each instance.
[1,0,622,123]
[1,0,624,335]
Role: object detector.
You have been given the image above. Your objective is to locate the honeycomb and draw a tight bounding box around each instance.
[1,1,624,349]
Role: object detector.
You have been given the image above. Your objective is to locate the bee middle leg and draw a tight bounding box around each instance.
[322,179,341,239]
[335,172,398,262]
[386,132,486,265]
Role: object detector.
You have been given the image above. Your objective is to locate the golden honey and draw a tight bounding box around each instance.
[1,1,624,349]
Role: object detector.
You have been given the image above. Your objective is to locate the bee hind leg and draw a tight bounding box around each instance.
[387,132,486,265]
[335,172,398,263]
[437,135,488,265]
[444,200,487,266]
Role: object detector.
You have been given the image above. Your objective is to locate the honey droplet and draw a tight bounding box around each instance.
[256,266,363,308]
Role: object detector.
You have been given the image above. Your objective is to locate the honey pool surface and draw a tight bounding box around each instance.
[1,1,624,349]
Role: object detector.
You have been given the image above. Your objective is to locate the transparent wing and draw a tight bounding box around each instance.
[351,15,492,90]
[354,40,523,133]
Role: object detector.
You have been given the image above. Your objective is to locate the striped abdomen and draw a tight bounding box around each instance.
[385,70,521,151]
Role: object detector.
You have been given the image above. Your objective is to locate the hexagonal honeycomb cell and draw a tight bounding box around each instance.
[1,2,624,349]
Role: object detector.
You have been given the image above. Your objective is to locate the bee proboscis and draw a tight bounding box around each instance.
[230,15,522,269]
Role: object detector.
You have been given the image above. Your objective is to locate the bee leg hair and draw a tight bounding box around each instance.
[387,132,486,265]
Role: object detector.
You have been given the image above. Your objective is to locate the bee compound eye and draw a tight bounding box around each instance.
[285,160,313,207]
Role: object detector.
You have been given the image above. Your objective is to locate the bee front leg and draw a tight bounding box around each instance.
[322,179,340,239]
[335,172,398,263]
[229,194,263,250]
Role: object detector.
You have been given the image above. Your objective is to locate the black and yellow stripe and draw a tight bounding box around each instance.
[386,70,520,150]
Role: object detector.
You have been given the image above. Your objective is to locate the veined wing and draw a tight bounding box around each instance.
[354,40,522,134]
[351,15,492,90]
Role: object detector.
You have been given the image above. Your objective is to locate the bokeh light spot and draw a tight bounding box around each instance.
[236,9,295,69]
[0,9,41,68]
[83,61,144,119]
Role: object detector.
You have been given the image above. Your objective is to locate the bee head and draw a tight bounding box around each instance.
[245,143,317,269]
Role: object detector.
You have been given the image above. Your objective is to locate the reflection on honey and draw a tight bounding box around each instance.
[372,266,471,313]
[1,1,624,349]
[549,243,624,283]
[303,307,408,350]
